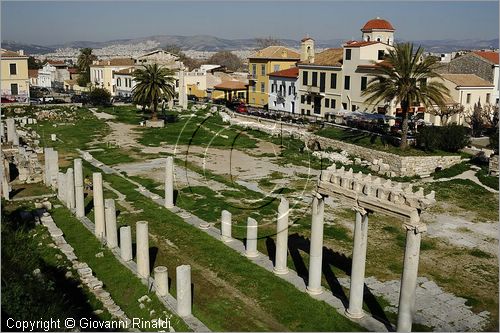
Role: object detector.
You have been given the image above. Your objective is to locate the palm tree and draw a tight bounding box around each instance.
[132,64,176,121]
[362,43,450,149]
[77,48,97,86]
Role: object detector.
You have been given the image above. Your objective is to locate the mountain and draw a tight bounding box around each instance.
[2,36,498,54]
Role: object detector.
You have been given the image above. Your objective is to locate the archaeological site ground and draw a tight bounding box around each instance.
[1,103,498,332]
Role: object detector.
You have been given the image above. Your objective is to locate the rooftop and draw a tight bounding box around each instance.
[214,80,247,90]
[248,46,300,60]
[1,49,28,58]
[114,67,135,75]
[441,74,494,87]
[299,48,344,67]
[28,69,39,78]
[361,17,395,32]
[92,58,135,67]
[344,40,382,48]
[473,51,499,65]
[268,67,299,78]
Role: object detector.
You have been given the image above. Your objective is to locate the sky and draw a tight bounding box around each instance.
[1,1,499,45]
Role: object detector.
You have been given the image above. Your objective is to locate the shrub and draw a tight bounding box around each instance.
[89,87,111,106]
[489,128,499,154]
[416,124,470,153]
[439,124,470,152]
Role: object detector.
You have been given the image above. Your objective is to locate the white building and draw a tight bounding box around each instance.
[268,67,298,114]
[114,67,135,97]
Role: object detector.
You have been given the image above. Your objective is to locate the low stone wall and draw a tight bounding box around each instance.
[489,155,499,176]
[226,111,462,177]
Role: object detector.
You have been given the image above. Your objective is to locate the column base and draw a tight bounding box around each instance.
[199,223,210,230]
[345,308,365,319]
[221,236,233,243]
[273,267,289,275]
[306,286,323,295]
[245,251,259,258]
[164,204,174,209]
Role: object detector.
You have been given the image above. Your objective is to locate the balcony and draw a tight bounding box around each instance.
[306,85,321,94]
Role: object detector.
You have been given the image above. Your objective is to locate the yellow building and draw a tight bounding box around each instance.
[247,46,299,108]
[89,58,135,96]
[1,49,29,103]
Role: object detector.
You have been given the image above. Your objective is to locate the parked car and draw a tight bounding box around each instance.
[236,103,248,114]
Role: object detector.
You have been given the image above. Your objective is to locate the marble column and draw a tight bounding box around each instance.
[43,147,53,185]
[92,173,106,240]
[273,197,289,274]
[57,172,66,202]
[120,226,133,261]
[136,221,150,279]
[220,210,232,242]
[74,159,85,217]
[179,68,188,109]
[6,118,15,144]
[105,199,118,249]
[164,156,174,209]
[245,217,259,258]
[48,150,59,190]
[346,209,369,319]
[154,266,169,297]
[307,195,325,295]
[176,265,192,317]
[2,161,10,200]
[65,168,75,210]
[397,222,424,332]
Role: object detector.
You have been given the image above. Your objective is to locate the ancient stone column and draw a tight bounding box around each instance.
[164,156,174,209]
[105,199,118,249]
[176,265,192,317]
[178,69,188,109]
[43,148,53,185]
[65,168,75,210]
[92,173,106,240]
[397,222,424,332]
[154,266,169,297]
[136,221,150,279]
[48,150,59,190]
[220,210,232,242]
[346,209,369,319]
[274,197,289,274]
[120,226,133,261]
[245,217,259,258]
[307,195,325,295]
[2,161,10,200]
[6,118,15,144]
[57,172,66,202]
[74,159,85,217]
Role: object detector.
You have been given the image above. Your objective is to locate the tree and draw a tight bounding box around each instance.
[466,102,499,137]
[77,48,97,86]
[89,87,111,107]
[362,43,450,149]
[164,45,200,71]
[255,36,282,49]
[207,51,242,71]
[428,104,464,126]
[132,64,176,121]
[28,56,42,69]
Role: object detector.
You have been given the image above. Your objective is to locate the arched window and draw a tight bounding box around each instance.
[117,78,121,86]
[376,37,381,42]
[366,36,370,41]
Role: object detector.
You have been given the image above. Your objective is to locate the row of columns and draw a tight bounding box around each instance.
[305,193,424,332]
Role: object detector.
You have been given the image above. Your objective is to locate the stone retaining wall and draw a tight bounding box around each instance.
[226,112,462,177]
[489,155,499,176]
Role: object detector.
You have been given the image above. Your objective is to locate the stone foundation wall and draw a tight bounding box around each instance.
[227,112,462,177]
[489,155,499,176]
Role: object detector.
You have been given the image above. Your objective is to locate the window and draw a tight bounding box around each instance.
[330,73,337,89]
[117,78,121,86]
[301,109,305,115]
[345,49,351,60]
[486,93,491,103]
[378,50,385,60]
[289,83,295,95]
[271,83,275,93]
[303,71,309,85]
[466,93,471,104]
[352,105,357,111]
[342,102,347,109]
[11,83,18,95]
[325,99,330,108]
[307,95,311,104]
[9,63,17,75]
[274,64,280,72]
[252,64,257,77]
[312,72,318,86]
[261,64,266,76]
[252,85,256,92]
[344,76,350,90]
[260,82,265,93]
[331,99,336,109]
[319,72,326,92]
[301,95,305,103]
[361,77,368,91]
